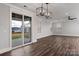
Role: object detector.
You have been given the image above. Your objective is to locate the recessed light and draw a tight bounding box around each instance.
[24,5,27,7]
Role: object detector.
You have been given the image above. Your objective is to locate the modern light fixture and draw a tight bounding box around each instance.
[36,3,45,16]
[36,3,52,19]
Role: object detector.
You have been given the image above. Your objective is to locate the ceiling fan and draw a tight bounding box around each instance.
[68,16,77,20]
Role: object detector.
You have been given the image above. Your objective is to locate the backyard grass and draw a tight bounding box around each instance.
[12,32,30,39]
[12,32,22,39]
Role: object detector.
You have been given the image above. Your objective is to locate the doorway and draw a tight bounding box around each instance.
[11,13,31,47]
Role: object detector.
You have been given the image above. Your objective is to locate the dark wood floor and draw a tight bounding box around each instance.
[1,35,79,56]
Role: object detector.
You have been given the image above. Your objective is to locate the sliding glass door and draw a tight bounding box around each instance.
[11,13,31,48]
[24,16,31,44]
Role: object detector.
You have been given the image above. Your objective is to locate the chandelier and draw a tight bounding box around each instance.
[36,3,52,19]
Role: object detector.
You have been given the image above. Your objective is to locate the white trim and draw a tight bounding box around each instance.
[0,48,11,54]
[9,7,12,49]
[0,42,33,54]
[4,3,35,17]
[22,15,24,45]
[12,42,33,50]
[10,5,33,49]
[53,34,79,37]
[0,4,37,54]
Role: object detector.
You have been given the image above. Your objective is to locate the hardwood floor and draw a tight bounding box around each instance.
[1,35,79,56]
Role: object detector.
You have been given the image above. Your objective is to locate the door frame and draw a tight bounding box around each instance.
[10,11,32,49]
[24,15,32,44]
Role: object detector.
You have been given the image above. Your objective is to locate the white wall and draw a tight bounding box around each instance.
[36,17,53,38]
[0,4,10,51]
[7,4,53,39]
[51,3,79,36]
[1,3,79,53]
[0,3,52,53]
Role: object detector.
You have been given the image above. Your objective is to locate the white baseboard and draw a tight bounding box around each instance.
[0,41,36,54]
[12,42,33,50]
[53,34,79,37]
[1,34,79,54]
[0,48,11,54]
[37,34,53,40]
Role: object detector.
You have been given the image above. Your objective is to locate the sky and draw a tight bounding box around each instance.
[12,20,30,27]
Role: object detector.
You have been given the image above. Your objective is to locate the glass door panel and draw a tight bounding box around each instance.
[24,16,31,44]
[12,13,23,47]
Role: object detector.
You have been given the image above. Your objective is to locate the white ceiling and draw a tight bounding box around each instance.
[10,3,58,13]
[10,3,79,19]
[10,3,79,12]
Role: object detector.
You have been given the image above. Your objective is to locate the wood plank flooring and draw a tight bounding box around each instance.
[1,35,79,56]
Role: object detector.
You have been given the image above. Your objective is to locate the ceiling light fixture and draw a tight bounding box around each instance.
[36,3,52,19]
[24,5,27,7]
